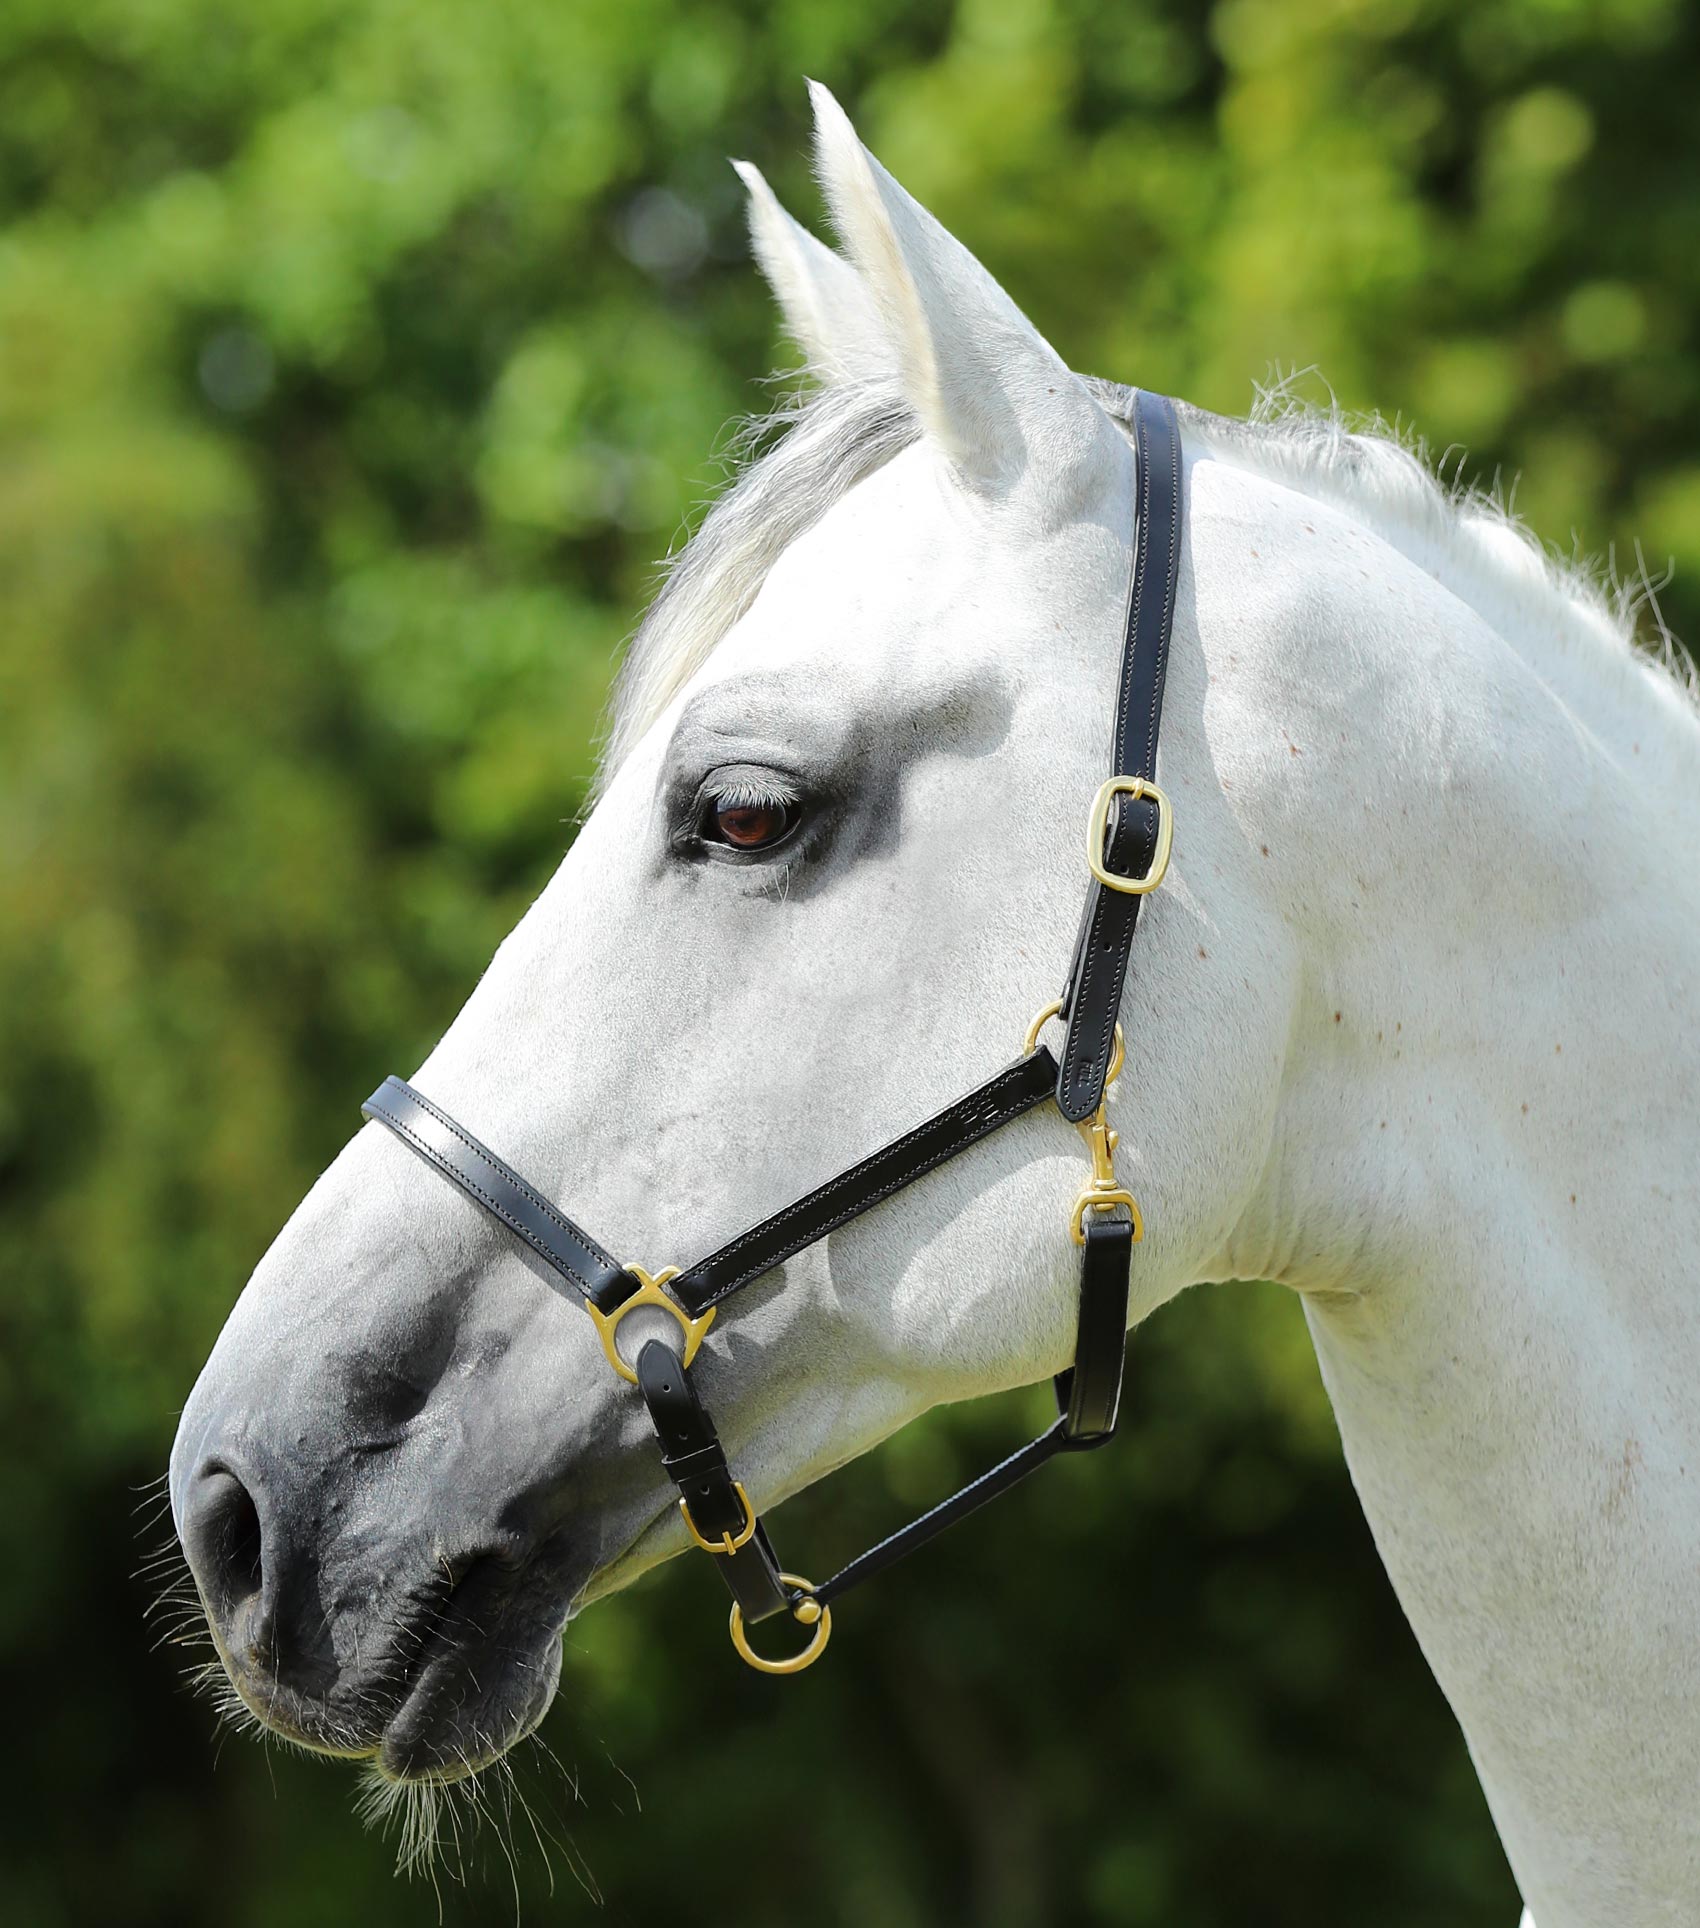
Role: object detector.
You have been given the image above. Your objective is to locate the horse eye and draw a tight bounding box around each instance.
[702,796,795,851]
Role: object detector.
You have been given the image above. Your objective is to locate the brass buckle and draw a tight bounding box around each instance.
[729,1573,832,1676]
[1087,776,1173,894]
[585,1264,715,1385]
[680,1481,757,1556]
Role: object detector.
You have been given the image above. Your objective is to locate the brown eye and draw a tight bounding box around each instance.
[705,796,794,850]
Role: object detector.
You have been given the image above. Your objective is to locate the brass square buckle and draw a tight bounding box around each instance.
[680,1480,757,1556]
[1087,776,1173,895]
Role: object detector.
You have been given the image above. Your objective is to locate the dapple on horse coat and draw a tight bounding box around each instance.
[171,85,1700,1927]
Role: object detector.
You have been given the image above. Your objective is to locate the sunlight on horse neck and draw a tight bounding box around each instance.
[1173,444,1700,1928]
[1190,396,1700,843]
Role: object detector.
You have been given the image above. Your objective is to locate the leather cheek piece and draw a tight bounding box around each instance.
[670,1047,1060,1315]
[1055,799,1159,1123]
[1057,388,1183,1123]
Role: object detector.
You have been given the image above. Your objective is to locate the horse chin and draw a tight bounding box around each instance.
[371,1506,689,1780]
[373,1632,562,1784]
[200,1574,568,1786]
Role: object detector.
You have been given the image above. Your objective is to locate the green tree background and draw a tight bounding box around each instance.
[3,1,1696,1923]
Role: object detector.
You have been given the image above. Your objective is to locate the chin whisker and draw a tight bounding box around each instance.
[152,1458,589,1902]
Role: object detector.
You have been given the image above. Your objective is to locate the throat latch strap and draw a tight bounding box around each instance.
[811,1211,1132,1609]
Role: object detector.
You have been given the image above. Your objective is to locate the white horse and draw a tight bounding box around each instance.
[170,86,1699,1927]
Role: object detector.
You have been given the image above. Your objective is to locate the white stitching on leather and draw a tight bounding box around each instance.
[686,1058,1053,1309]
[369,1089,608,1295]
[1067,398,1180,1116]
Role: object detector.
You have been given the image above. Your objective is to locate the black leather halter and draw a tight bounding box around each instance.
[363,389,1183,1674]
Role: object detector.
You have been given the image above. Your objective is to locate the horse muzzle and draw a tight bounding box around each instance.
[175,1440,576,1781]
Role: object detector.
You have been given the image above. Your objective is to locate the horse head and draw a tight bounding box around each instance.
[170,88,1293,1784]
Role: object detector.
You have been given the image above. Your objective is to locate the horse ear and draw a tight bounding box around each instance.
[732,160,894,387]
[806,81,1123,505]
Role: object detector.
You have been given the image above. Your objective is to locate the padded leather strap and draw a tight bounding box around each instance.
[1056,389,1185,1122]
[635,1338,790,1623]
[670,1047,1059,1315]
[361,1076,635,1311]
[1057,1212,1132,1438]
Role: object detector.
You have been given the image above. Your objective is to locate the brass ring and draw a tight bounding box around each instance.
[1023,999,1064,1056]
[728,1574,833,1676]
[1023,1000,1124,1085]
[584,1265,715,1385]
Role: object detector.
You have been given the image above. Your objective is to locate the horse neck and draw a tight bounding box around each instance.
[1188,454,1700,1926]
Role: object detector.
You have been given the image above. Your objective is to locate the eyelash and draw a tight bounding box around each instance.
[688,770,806,859]
[702,776,798,814]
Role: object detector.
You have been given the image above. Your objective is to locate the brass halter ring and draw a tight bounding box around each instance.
[729,1574,833,1675]
[1024,999,1125,1087]
[584,1264,715,1385]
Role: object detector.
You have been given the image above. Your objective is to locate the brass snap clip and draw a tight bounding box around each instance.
[1070,1002,1143,1245]
[1025,1000,1144,1246]
[1070,1105,1144,1245]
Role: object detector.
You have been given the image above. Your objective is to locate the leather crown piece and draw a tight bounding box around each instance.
[361,387,1184,1673]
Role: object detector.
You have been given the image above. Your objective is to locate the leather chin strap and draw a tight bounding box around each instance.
[359,389,1184,1674]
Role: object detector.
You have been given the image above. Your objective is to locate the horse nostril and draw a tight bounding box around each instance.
[184,1466,266,1622]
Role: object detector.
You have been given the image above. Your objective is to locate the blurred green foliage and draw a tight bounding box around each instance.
[2,0,1696,1922]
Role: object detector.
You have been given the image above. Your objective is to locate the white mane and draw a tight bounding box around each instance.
[604,372,1698,807]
